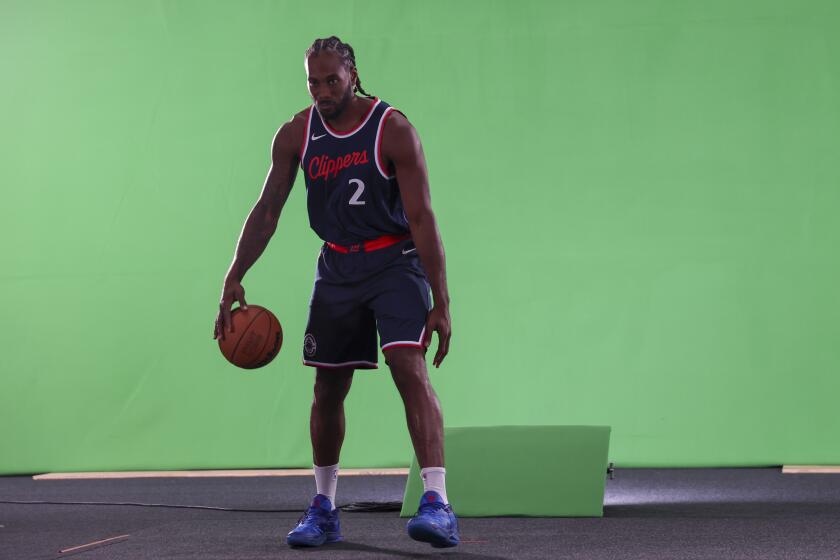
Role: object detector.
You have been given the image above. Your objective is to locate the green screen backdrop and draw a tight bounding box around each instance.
[2,0,839,474]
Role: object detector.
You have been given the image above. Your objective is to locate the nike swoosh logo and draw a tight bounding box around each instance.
[311,133,326,141]
[402,248,417,255]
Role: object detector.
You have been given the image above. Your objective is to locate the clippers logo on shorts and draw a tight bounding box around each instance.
[300,97,411,246]
[303,333,317,357]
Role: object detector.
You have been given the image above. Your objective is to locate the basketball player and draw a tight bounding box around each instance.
[213,36,459,548]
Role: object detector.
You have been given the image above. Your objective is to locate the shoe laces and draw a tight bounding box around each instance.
[416,501,447,515]
[297,505,327,526]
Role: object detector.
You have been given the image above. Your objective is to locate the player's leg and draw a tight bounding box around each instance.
[369,248,459,548]
[311,366,354,468]
[288,367,353,548]
[303,270,377,499]
[384,347,444,468]
[368,249,445,470]
[385,346,459,548]
[289,264,377,547]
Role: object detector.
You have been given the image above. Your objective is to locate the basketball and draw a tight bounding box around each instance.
[217,305,283,369]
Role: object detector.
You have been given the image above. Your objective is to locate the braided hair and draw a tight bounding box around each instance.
[305,36,374,98]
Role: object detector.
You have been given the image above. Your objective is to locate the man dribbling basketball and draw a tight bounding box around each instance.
[213,36,458,548]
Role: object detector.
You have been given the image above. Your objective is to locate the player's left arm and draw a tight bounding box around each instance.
[381,111,451,368]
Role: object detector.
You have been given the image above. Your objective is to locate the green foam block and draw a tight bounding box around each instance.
[400,425,611,517]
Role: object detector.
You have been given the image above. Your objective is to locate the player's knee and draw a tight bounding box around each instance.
[384,347,427,385]
[313,381,349,406]
[313,369,353,404]
[384,346,418,369]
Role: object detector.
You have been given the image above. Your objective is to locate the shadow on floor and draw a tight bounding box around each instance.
[290,541,509,559]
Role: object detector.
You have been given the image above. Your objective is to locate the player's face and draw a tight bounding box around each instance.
[305,52,356,119]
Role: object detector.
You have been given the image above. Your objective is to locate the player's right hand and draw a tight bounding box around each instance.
[214,278,248,341]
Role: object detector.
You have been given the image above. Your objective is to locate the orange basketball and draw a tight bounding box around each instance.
[217,305,283,369]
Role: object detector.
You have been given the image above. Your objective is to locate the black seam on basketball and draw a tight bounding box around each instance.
[230,309,265,364]
[250,326,283,369]
[247,316,272,369]
[248,315,282,368]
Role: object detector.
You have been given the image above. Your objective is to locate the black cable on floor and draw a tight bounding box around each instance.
[339,501,402,512]
[0,499,402,513]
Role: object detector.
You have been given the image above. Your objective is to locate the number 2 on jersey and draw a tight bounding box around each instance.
[348,178,366,206]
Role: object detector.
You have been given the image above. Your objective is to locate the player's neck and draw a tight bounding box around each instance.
[324,95,374,132]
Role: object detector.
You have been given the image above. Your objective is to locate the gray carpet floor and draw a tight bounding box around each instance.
[2,468,840,559]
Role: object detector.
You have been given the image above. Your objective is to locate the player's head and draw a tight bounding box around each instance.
[305,36,372,119]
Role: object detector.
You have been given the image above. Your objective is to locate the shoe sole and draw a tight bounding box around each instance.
[286,532,342,547]
[407,524,459,548]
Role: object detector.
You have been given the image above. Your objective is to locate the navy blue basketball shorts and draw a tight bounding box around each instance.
[302,238,432,370]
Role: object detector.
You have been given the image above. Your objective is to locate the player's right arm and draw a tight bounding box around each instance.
[213,112,306,341]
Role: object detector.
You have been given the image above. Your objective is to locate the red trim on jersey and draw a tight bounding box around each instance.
[321,97,379,136]
[326,233,411,254]
[376,107,395,179]
[299,106,313,160]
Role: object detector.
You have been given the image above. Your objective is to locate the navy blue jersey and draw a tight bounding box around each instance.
[299,97,410,245]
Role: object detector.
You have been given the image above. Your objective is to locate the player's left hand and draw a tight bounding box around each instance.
[423,305,451,368]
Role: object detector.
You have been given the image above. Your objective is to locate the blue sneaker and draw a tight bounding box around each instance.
[406,491,460,548]
[286,494,342,547]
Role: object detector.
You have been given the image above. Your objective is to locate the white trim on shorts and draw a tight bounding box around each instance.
[303,360,378,369]
[381,326,427,351]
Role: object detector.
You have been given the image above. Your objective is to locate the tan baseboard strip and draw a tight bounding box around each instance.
[782,465,840,474]
[34,468,409,480]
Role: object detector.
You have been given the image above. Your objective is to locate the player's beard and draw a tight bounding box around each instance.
[321,85,355,120]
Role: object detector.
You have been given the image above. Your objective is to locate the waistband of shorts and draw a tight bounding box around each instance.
[325,233,412,254]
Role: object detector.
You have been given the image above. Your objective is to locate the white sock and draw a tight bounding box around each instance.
[420,467,448,504]
[313,463,339,510]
